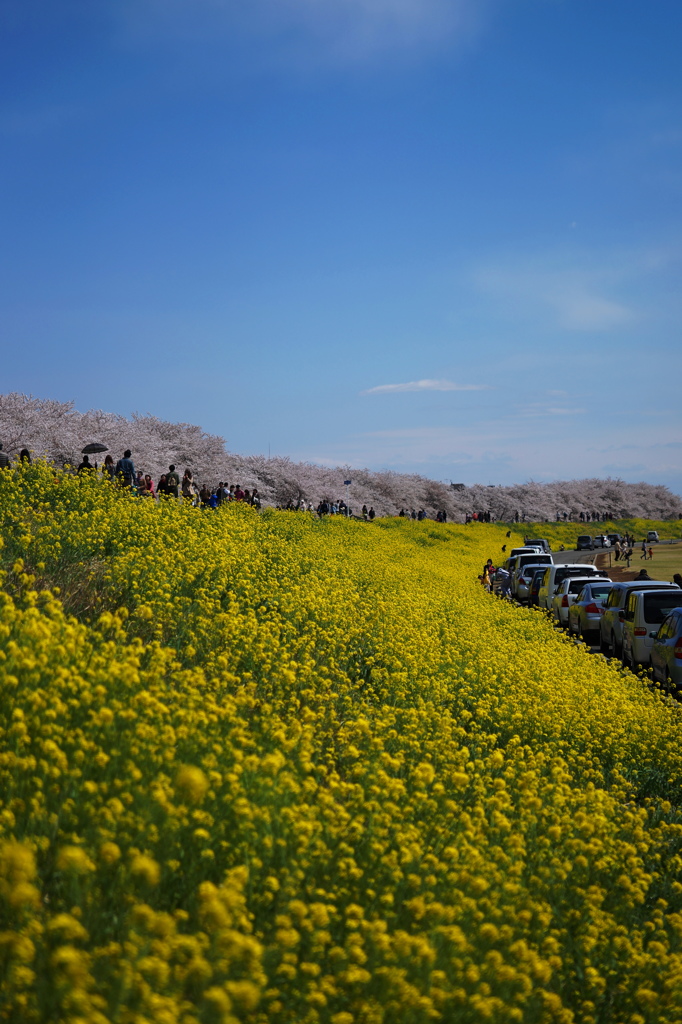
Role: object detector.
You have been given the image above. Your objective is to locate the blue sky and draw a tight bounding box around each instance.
[2,0,681,490]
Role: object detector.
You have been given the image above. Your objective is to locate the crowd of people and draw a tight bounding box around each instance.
[399,508,448,522]
[72,450,263,509]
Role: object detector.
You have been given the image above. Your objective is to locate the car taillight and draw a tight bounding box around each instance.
[585,603,601,614]
[675,640,682,660]
[561,595,569,607]
[634,627,647,637]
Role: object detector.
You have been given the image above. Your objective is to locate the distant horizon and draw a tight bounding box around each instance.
[2,390,680,500]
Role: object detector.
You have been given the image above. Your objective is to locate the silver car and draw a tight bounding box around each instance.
[567,580,614,644]
[600,580,680,658]
[552,576,605,627]
[516,562,551,604]
[510,553,552,596]
[650,608,682,690]
[622,589,682,670]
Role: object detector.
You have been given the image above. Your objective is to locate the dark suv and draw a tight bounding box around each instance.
[576,535,594,550]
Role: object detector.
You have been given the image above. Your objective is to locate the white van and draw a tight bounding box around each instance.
[622,588,682,669]
[599,580,680,658]
[538,563,607,611]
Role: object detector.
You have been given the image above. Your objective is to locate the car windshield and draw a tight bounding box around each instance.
[519,555,551,567]
[555,568,594,585]
[643,593,682,624]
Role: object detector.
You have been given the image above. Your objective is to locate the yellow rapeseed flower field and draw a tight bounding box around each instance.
[2,462,682,1023]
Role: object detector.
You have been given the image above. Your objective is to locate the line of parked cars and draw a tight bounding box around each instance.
[576,530,659,550]
[495,541,682,692]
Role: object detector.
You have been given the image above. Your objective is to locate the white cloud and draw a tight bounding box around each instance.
[362,378,489,395]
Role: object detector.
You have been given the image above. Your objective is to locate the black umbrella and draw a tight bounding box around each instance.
[81,443,109,455]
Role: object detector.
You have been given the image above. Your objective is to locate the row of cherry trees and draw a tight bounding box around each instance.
[2,392,680,521]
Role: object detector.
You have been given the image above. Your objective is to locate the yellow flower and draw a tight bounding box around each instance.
[56,846,95,874]
[130,854,160,886]
[175,764,209,804]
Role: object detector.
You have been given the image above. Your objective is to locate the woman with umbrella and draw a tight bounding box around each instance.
[80,443,108,471]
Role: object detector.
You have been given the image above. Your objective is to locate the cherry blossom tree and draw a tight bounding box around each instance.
[2,393,680,520]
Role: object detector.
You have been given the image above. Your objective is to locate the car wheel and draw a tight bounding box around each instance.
[613,634,622,659]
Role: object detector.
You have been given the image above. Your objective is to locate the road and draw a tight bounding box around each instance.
[551,548,600,565]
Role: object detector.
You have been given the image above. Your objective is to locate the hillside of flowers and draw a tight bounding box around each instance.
[3,463,682,1024]
[2,391,681,520]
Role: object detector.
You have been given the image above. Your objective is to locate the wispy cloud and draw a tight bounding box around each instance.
[362,378,489,395]
[120,0,487,64]
[474,252,642,331]
[517,402,586,417]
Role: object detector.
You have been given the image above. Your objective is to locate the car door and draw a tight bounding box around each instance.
[622,592,637,661]
[651,615,673,683]
[572,587,588,631]
[538,567,552,609]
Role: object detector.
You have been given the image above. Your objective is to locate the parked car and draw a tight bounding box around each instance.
[593,535,611,548]
[509,547,542,561]
[607,533,623,547]
[538,564,605,611]
[650,608,682,690]
[509,553,553,594]
[523,537,551,553]
[528,567,548,607]
[576,535,594,551]
[647,530,660,543]
[622,588,682,670]
[599,580,681,658]
[567,580,615,644]
[516,563,550,604]
[552,576,606,627]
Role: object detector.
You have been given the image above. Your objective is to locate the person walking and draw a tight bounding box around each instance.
[19,448,31,463]
[640,540,647,559]
[181,469,193,499]
[0,443,10,469]
[368,507,375,521]
[77,454,95,474]
[115,450,136,487]
[103,454,115,481]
